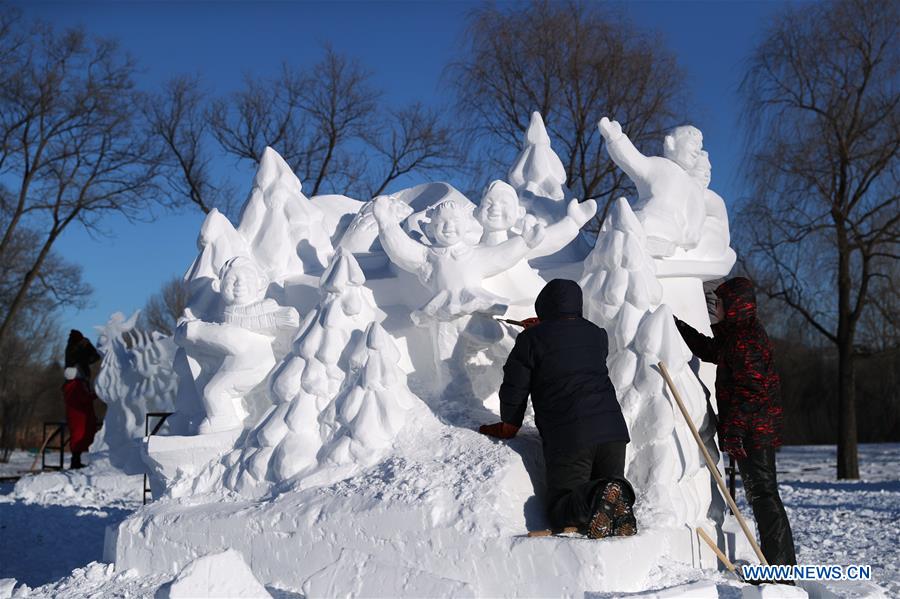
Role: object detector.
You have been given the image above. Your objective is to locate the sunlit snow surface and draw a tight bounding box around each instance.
[1,444,897,597]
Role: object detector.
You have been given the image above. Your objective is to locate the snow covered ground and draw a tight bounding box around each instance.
[1,444,897,597]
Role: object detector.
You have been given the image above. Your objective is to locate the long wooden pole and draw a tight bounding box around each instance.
[658,361,769,566]
[697,527,744,581]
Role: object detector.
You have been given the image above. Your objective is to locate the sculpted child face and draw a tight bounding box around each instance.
[476,182,522,232]
[430,211,465,246]
[665,126,704,171]
[425,200,478,247]
[219,259,266,306]
[689,151,712,189]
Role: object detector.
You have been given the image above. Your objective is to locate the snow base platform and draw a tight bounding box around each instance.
[109,425,734,597]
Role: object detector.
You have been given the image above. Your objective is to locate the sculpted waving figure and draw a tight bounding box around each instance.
[598,117,707,257]
[372,194,545,324]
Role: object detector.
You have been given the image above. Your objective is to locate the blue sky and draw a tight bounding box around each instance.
[14,0,791,341]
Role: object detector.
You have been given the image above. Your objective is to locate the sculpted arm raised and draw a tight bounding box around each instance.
[598,117,653,184]
[529,198,597,258]
[477,222,545,278]
[372,195,428,274]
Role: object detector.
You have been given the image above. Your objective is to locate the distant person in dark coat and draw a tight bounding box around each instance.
[479,279,636,538]
[65,329,101,381]
[62,367,98,469]
[675,276,796,566]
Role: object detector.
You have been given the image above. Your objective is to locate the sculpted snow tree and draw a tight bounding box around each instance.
[581,198,715,526]
[224,248,377,494]
[737,0,899,479]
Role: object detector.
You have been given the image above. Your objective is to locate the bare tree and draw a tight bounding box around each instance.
[203,47,458,200]
[139,275,188,336]
[144,75,236,216]
[0,23,162,346]
[450,0,686,224]
[364,103,460,197]
[737,0,899,478]
[208,49,377,197]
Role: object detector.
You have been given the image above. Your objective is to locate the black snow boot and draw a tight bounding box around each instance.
[70,452,84,469]
[587,478,637,539]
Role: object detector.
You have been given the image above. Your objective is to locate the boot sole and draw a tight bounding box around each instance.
[587,482,623,539]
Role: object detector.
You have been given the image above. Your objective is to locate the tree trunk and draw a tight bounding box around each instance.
[0,230,61,346]
[835,230,859,479]
[836,346,859,479]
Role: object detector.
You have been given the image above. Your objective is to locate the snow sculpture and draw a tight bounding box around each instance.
[687,150,735,265]
[507,111,570,224]
[315,321,421,479]
[373,194,545,325]
[598,117,707,258]
[223,248,380,493]
[338,196,414,254]
[175,256,300,434]
[90,311,177,472]
[476,180,596,258]
[237,147,332,281]
[171,148,332,435]
[581,198,715,527]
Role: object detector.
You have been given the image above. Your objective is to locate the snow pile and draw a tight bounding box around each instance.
[11,459,142,510]
[6,440,898,597]
[581,197,714,527]
[159,549,270,599]
[90,311,178,473]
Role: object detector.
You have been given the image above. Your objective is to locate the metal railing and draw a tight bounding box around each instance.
[41,422,68,471]
[142,411,174,505]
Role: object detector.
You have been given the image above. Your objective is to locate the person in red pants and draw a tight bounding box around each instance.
[62,367,98,469]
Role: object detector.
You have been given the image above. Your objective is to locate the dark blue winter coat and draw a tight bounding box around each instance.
[499,279,630,454]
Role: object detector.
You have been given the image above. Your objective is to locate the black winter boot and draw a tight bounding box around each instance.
[586,477,638,538]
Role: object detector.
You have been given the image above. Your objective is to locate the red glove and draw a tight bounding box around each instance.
[479,422,520,439]
[721,435,748,460]
[521,317,540,329]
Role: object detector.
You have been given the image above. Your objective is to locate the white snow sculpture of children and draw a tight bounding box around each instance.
[176,256,300,434]
[221,249,377,494]
[372,194,545,326]
[687,150,735,264]
[477,179,596,318]
[476,180,596,255]
[598,117,707,258]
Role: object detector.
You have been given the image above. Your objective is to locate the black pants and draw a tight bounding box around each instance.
[545,441,627,529]
[737,446,797,566]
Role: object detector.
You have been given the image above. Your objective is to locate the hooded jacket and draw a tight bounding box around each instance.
[675,277,783,448]
[499,279,629,453]
[65,330,101,380]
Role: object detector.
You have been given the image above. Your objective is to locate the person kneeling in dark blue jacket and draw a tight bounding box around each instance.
[479,279,637,538]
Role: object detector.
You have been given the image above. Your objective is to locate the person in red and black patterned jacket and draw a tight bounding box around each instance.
[675,277,797,567]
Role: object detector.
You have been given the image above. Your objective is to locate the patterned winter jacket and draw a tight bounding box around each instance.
[674,277,783,449]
